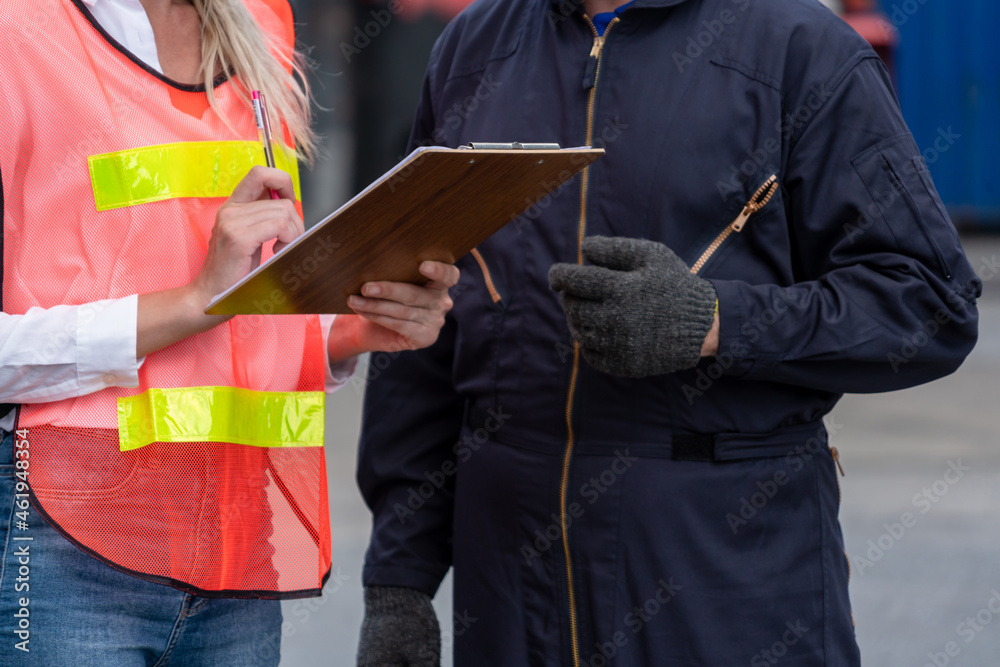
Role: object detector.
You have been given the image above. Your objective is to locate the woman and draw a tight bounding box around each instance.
[0,0,457,664]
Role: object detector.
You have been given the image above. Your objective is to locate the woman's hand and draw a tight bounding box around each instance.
[137,167,302,358]
[328,261,460,362]
[187,167,302,309]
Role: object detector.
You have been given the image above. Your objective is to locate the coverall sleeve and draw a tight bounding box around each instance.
[710,54,981,393]
[356,318,464,596]
[357,62,465,597]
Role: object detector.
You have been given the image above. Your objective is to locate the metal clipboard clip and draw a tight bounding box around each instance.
[460,142,562,150]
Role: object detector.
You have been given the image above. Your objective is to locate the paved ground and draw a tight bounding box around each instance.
[279,234,1000,666]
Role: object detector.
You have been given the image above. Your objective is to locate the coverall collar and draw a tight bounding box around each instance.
[548,0,694,8]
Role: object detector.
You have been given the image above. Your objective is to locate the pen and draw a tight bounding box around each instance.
[251,90,281,201]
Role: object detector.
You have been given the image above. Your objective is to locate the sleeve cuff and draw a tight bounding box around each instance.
[362,563,449,599]
[320,314,358,392]
[706,279,756,377]
[76,295,143,390]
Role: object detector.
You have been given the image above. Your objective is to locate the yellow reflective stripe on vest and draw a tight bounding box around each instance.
[89,141,301,211]
[117,387,324,452]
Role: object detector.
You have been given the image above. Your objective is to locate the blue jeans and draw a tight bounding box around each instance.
[0,429,282,666]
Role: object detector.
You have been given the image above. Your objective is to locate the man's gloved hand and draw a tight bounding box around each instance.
[548,236,717,378]
[357,586,441,667]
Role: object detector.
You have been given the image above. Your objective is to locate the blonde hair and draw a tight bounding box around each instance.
[194,0,317,163]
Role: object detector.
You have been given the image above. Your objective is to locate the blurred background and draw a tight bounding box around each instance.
[280,0,1000,664]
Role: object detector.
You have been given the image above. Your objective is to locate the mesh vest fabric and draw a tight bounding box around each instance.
[0,0,332,598]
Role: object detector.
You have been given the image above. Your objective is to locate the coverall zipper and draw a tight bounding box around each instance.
[470,248,503,304]
[561,14,620,667]
[690,175,779,275]
[830,445,846,477]
[830,445,850,622]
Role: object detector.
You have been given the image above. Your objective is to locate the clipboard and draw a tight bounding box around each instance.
[205,143,604,315]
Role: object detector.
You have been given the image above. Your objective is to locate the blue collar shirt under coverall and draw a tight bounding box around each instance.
[356,0,981,664]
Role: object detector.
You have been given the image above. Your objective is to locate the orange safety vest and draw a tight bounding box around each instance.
[0,0,331,598]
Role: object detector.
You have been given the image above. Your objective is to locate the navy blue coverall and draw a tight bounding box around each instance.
[357,0,982,664]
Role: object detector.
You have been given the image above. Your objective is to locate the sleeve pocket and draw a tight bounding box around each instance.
[851,134,955,279]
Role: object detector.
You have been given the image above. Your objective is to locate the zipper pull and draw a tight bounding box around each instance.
[831,446,846,477]
[732,174,779,232]
[689,174,780,275]
[730,206,754,232]
[583,34,605,90]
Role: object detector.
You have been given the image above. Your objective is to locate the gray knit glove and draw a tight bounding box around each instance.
[548,236,717,378]
[358,586,440,667]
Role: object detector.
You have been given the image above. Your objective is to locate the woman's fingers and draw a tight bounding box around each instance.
[243,199,303,251]
[228,166,297,204]
[419,261,460,288]
[358,282,452,311]
[348,295,448,325]
[216,213,295,260]
[349,311,439,350]
[358,261,459,307]
[271,202,304,253]
[217,201,303,250]
[191,189,304,304]
[346,261,459,352]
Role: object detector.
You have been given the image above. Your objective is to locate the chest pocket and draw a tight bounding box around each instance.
[689,174,781,276]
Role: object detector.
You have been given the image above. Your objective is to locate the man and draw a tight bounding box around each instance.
[356,0,981,664]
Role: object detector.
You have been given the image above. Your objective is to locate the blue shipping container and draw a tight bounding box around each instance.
[885,0,1000,227]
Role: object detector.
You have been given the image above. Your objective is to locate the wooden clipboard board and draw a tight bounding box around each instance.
[205,144,604,315]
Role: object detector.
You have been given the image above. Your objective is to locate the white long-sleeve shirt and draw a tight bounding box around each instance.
[81,0,163,74]
[0,0,355,429]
